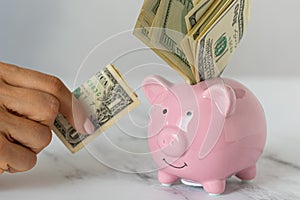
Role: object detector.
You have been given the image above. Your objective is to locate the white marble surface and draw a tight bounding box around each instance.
[1,77,300,200]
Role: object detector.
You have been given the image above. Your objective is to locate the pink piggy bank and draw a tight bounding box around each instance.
[142,76,267,195]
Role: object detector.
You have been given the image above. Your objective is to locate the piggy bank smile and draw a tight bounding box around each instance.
[163,158,188,169]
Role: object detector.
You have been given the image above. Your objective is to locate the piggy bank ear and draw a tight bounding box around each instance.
[142,75,173,104]
[202,79,236,117]
[199,78,236,159]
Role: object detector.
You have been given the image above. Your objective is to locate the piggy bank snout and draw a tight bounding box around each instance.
[157,127,188,157]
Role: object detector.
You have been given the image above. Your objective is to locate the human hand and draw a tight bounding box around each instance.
[0,62,93,173]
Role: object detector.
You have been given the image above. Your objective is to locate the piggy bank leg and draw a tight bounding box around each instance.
[202,179,226,195]
[236,165,256,181]
[158,170,178,186]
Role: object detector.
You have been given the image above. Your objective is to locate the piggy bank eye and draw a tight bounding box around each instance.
[186,111,193,117]
[162,109,168,115]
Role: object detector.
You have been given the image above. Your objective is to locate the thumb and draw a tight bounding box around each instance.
[71,96,95,135]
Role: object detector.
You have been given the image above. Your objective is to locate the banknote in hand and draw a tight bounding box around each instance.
[52,64,140,153]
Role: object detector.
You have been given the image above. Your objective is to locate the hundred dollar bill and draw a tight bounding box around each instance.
[148,0,196,84]
[134,0,196,84]
[183,0,230,66]
[193,0,233,45]
[181,0,223,70]
[134,0,161,48]
[182,0,215,75]
[185,0,215,31]
[134,11,192,83]
[140,0,161,22]
[52,64,140,153]
[195,0,250,80]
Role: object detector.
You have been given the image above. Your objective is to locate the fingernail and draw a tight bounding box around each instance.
[84,118,95,134]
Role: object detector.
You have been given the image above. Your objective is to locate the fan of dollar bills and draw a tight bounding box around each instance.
[134,0,251,84]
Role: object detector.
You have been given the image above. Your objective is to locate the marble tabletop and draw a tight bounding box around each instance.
[0,77,300,200]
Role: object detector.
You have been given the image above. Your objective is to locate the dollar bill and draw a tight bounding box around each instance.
[146,0,196,84]
[181,0,223,70]
[185,0,215,31]
[181,0,216,76]
[140,0,161,22]
[52,64,140,153]
[134,0,196,84]
[133,0,159,44]
[187,0,231,65]
[195,0,250,80]
[134,11,193,84]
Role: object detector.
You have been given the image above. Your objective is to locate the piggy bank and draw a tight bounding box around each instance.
[142,76,267,195]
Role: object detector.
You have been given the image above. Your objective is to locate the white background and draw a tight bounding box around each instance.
[1,0,300,82]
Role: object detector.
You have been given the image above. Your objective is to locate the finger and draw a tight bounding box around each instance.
[7,167,19,173]
[0,134,37,173]
[0,83,59,127]
[0,109,52,154]
[0,62,94,134]
[72,97,95,134]
[0,62,72,121]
